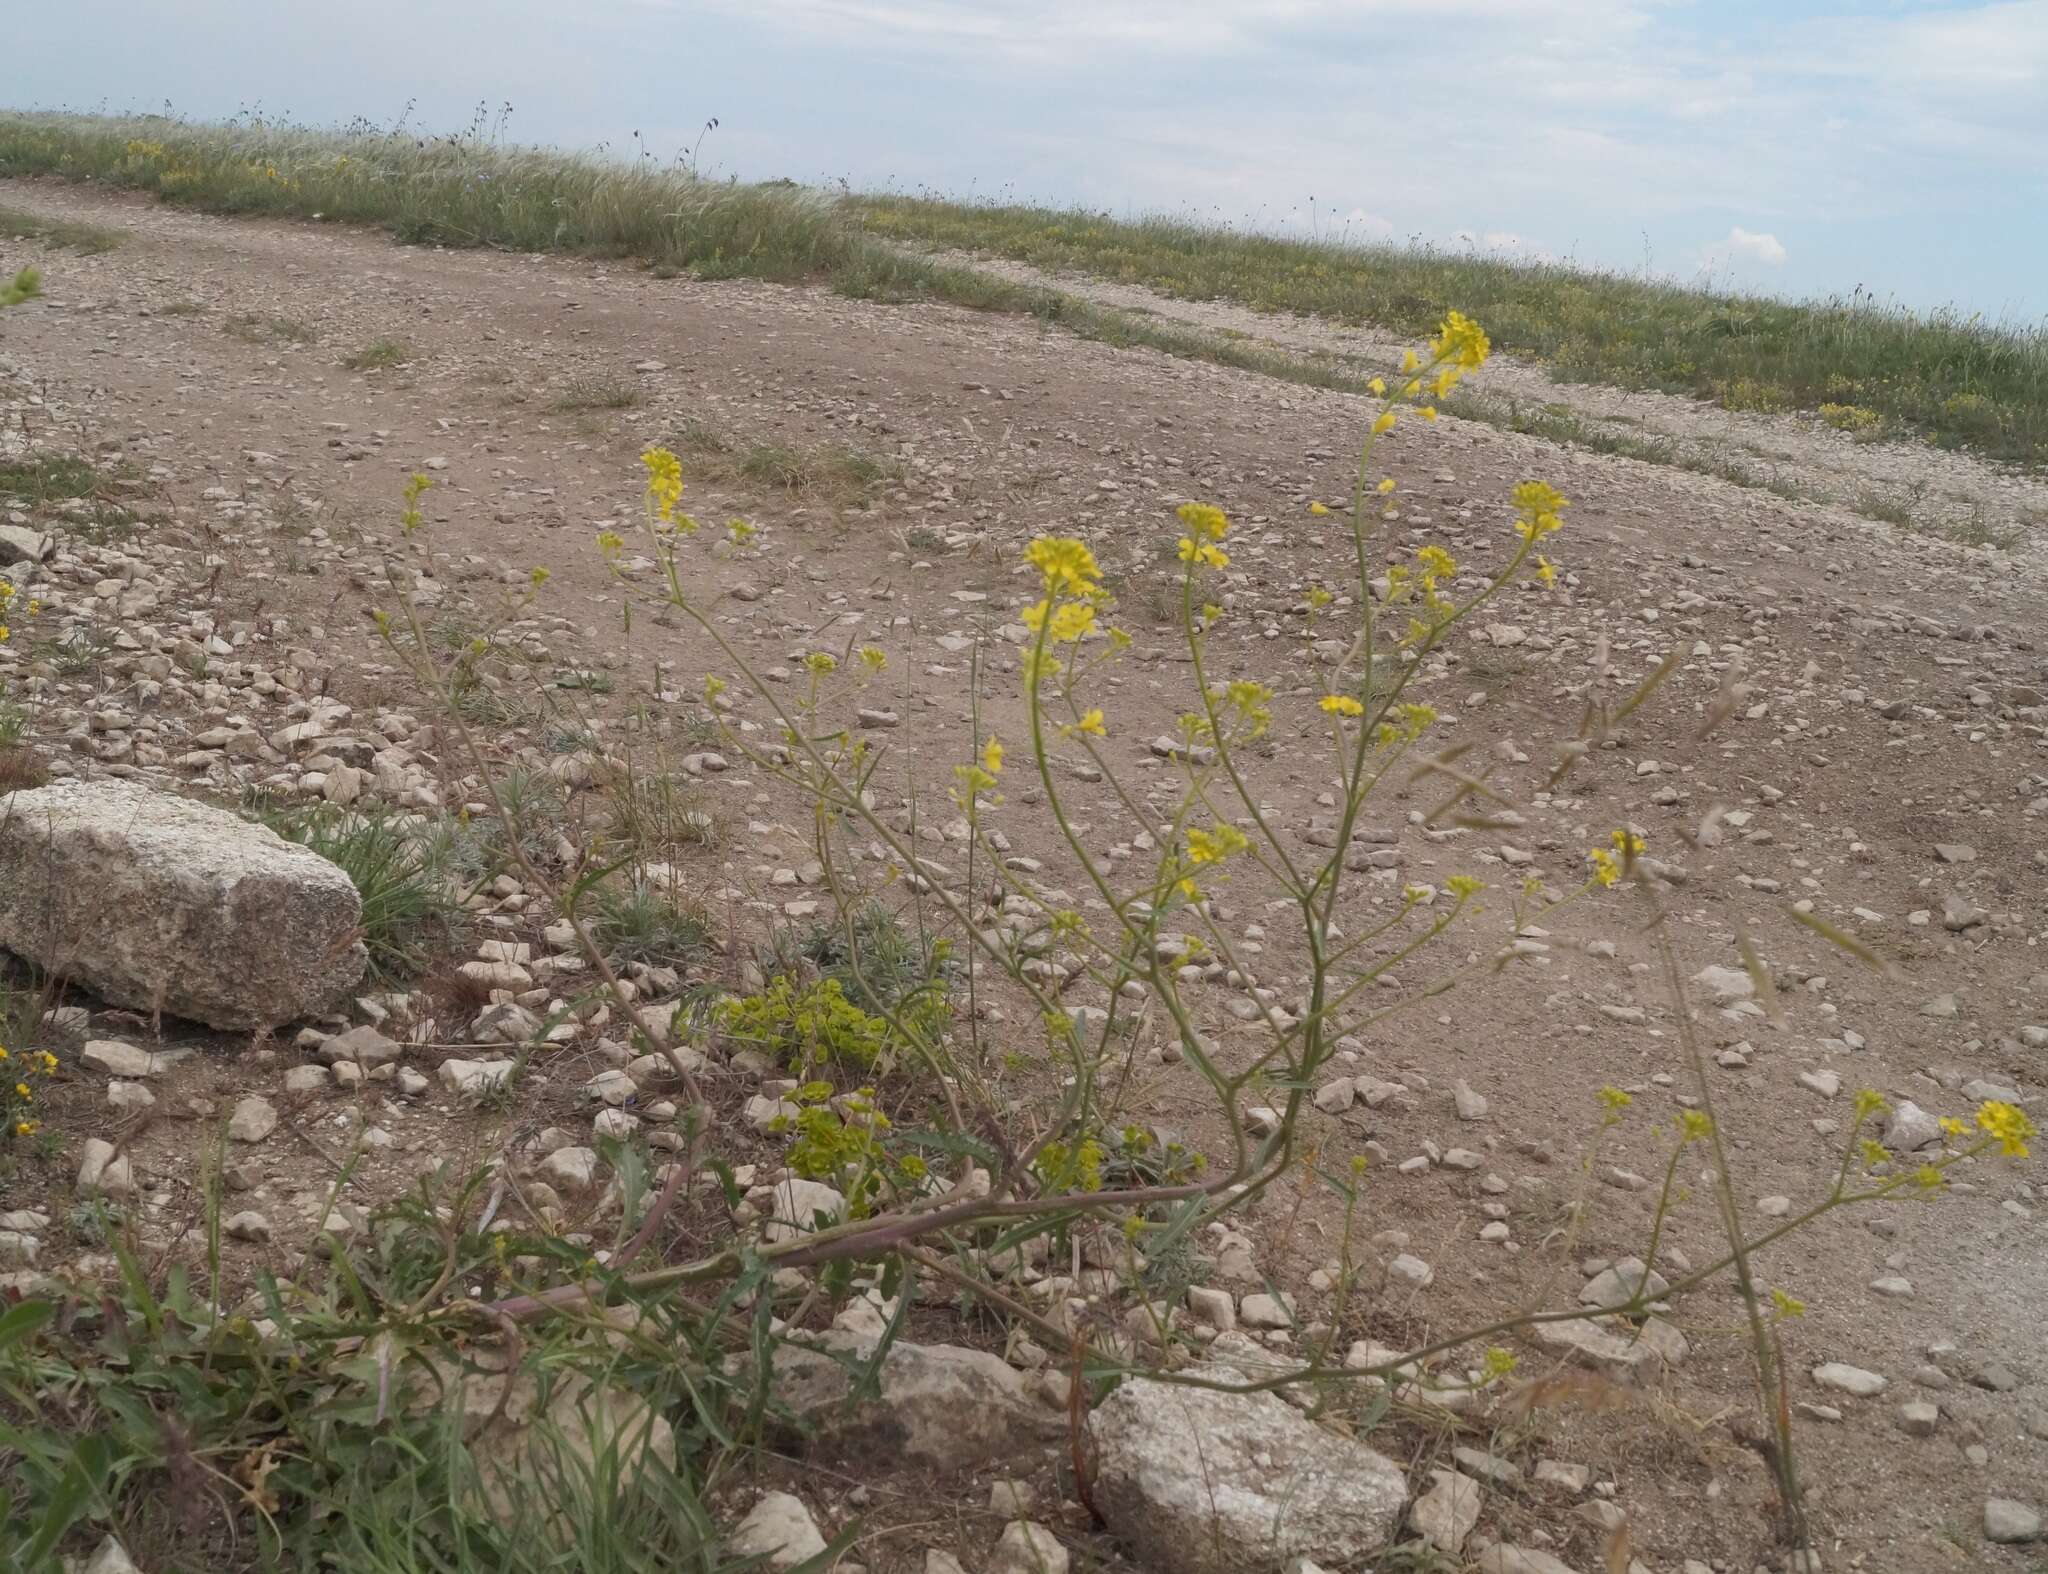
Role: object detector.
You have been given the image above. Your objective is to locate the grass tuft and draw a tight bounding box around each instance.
[259,804,460,978]
[343,336,413,370]
[0,202,123,254]
[552,373,644,412]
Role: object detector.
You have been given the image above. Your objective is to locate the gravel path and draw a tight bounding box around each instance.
[916,245,2048,554]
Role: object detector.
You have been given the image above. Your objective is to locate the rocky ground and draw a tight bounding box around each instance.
[1,180,2045,1574]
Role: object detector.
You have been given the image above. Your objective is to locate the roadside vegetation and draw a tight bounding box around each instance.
[851,194,2048,467]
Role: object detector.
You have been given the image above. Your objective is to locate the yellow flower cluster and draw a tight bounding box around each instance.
[1025,536,1102,595]
[1512,480,1569,543]
[1977,1099,2034,1158]
[953,734,1004,804]
[401,471,432,537]
[641,445,687,528]
[1175,502,1230,570]
[1320,694,1364,718]
[1185,823,1249,866]
[0,578,30,643]
[0,1042,59,1138]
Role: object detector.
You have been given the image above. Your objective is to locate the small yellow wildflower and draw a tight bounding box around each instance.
[1072,708,1106,737]
[1368,377,1387,395]
[13,1084,29,1101]
[803,652,837,675]
[1938,1116,1968,1138]
[1176,502,1230,542]
[1852,1088,1889,1122]
[1511,479,1569,543]
[981,736,1003,775]
[1320,694,1364,717]
[1677,1109,1713,1143]
[1305,585,1333,611]
[1482,1347,1519,1380]
[1598,1085,1632,1112]
[596,529,625,559]
[1610,829,1645,858]
[1220,680,1274,736]
[1769,1288,1805,1319]
[1976,1099,2034,1158]
[1400,349,1420,373]
[856,645,887,672]
[726,516,756,545]
[1419,406,1438,422]
[528,566,550,588]
[1377,477,1397,495]
[641,445,684,523]
[1859,1137,1889,1169]
[1912,1165,1945,1191]
[1429,311,1491,370]
[1444,874,1484,899]
[1049,601,1097,642]
[1416,545,1457,582]
[1372,412,1397,435]
[1535,556,1557,586]
[1025,536,1102,594]
[1176,537,1229,570]
[1185,824,1248,866]
[1587,847,1619,887]
[1309,501,1330,516]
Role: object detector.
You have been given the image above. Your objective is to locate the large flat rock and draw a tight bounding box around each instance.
[0,780,366,1029]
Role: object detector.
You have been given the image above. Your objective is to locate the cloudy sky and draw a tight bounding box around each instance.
[7,0,2045,317]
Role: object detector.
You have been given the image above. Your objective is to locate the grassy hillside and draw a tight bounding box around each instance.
[2,112,2042,467]
[850,195,2047,467]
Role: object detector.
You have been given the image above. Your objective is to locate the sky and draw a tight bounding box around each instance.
[6,0,2046,319]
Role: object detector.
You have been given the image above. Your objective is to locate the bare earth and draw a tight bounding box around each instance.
[3,181,2045,1574]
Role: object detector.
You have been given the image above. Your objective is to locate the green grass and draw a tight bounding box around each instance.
[847,194,2048,467]
[258,804,459,978]
[0,202,122,254]
[342,335,412,370]
[0,455,102,506]
[592,882,714,967]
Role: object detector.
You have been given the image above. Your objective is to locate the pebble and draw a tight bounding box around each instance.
[1812,1362,1887,1397]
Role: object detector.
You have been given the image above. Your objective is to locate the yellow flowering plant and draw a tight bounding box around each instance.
[365,309,2026,1565]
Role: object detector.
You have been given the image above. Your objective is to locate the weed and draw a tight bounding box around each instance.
[0,744,48,794]
[600,767,720,860]
[1947,506,2020,550]
[787,900,949,1019]
[591,881,713,967]
[260,805,459,978]
[1818,401,1883,435]
[223,310,315,346]
[1855,488,1921,528]
[0,455,101,506]
[552,373,644,412]
[737,441,900,501]
[0,203,123,254]
[343,336,413,370]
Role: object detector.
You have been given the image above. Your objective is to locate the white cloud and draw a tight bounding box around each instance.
[1724,227,1787,266]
